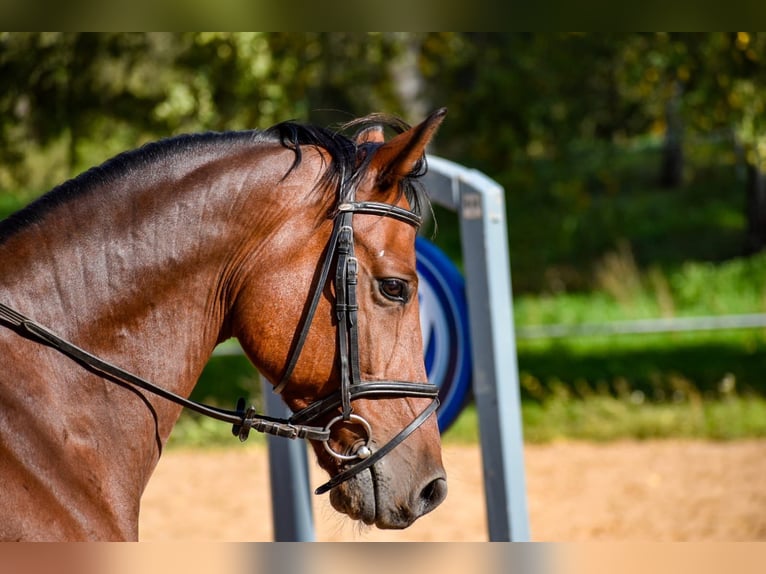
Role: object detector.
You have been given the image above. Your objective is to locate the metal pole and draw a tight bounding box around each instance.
[424,156,530,541]
[261,376,316,541]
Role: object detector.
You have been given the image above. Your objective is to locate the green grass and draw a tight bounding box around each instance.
[168,326,766,450]
[514,249,766,324]
[167,412,265,450]
[517,331,766,398]
[440,394,766,444]
[167,391,766,450]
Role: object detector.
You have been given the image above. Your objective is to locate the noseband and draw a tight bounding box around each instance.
[0,188,440,496]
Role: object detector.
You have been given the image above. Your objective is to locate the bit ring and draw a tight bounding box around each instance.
[322,414,373,461]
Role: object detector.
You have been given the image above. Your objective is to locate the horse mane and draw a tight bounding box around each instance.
[267,113,430,218]
[0,114,430,243]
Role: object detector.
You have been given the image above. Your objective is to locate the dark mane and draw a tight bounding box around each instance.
[267,113,430,217]
[0,115,430,243]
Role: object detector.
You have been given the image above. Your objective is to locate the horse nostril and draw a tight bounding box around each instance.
[418,477,448,516]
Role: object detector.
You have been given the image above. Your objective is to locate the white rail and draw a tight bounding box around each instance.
[516,313,766,340]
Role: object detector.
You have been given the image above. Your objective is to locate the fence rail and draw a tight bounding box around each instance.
[213,313,766,357]
[515,313,766,340]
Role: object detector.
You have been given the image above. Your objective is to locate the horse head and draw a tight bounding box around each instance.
[232,109,448,529]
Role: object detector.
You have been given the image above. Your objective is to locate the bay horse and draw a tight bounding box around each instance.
[0,109,448,541]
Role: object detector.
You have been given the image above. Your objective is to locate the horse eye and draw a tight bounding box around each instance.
[379,278,409,302]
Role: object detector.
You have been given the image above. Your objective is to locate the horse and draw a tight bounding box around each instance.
[0,108,448,541]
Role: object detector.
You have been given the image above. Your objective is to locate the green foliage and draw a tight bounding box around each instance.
[417,33,766,173]
[190,352,262,409]
[5,33,766,272]
[425,134,746,294]
[5,33,766,189]
[566,146,739,289]
[0,32,408,195]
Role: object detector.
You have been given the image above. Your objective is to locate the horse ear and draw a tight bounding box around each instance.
[370,108,447,188]
[355,125,385,145]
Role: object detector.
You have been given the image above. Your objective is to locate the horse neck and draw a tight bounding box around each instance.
[0,143,308,435]
[0,141,337,539]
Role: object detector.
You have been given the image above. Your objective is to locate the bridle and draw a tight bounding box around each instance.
[270,191,440,494]
[0,177,440,496]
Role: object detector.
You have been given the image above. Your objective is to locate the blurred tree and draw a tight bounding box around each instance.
[666,33,766,252]
[0,33,190,190]
[712,33,766,253]
[6,32,766,255]
[0,32,417,195]
[419,33,766,254]
[418,34,656,172]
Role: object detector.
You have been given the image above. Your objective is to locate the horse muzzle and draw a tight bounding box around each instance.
[328,451,448,529]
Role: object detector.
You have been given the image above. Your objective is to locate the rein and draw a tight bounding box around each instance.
[0,190,440,496]
[0,302,330,441]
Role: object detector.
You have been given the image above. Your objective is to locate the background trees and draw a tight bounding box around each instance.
[3,32,766,289]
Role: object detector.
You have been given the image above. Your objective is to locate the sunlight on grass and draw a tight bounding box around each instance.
[442,396,766,445]
[167,392,766,451]
[167,413,265,450]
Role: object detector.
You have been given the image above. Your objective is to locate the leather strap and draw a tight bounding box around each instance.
[337,202,423,227]
[314,398,440,495]
[0,302,331,442]
[272,214,345,394]
[335,220,356,419]
[290,381,438,425]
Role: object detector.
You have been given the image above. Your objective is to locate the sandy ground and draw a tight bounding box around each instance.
[139,440,766,542]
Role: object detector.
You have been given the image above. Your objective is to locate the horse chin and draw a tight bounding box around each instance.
[329,470,378,526]
[329,466,437,530]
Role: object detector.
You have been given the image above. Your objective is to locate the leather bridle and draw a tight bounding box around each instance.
[0,183,440,496]
[270,193,440,494]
